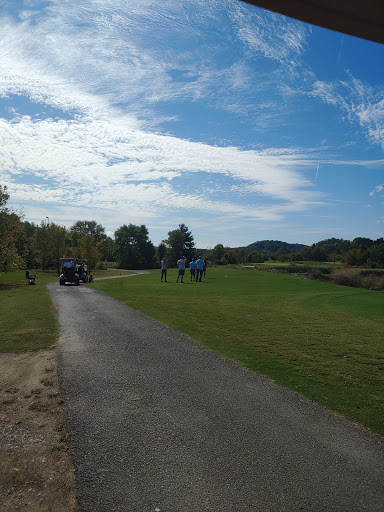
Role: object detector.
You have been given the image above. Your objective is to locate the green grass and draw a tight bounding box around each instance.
[0,270,58,352]
[91,266,384,436]
[0,268,132,353]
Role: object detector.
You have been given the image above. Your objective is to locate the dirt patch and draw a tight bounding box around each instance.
[0,349,77,511]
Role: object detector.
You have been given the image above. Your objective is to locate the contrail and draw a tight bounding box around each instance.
[315,161,320,181]
[338,34,345,65]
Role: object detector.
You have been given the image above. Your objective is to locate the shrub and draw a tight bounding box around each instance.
[332,269,384,290]
[359,269,384,277]
[360,274,384,291]
[332,270,361,288]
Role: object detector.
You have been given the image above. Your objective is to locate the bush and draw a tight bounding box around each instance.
[361,274,384,291]
[332,270,361,287]
[333,269,384,290]
[360,270,384,277]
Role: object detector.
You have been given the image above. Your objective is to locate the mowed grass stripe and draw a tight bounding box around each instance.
[91,266,384,436]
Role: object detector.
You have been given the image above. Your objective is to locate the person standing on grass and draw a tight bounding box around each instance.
[25,270,29,285]
[189,258,196,281]
[161,258,167,282]
[176,256,187,283]
[196,256,204,282]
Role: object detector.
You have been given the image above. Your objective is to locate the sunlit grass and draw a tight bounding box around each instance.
[0,270,58,352]
[0,268,132,352]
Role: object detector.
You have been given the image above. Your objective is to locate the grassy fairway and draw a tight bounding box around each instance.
[0,270,58,352]
[91,266,384,436]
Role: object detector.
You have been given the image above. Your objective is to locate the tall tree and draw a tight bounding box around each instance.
[157,242,166,262]
[78,234,100,276]
[70,220,106,243]
[49,223,68,274]
[114,224,155,269]
[99,236,115,262]
[0,185,26,272]
[163,224,195,265]
[32,221,67,272]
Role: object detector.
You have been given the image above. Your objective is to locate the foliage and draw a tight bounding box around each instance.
[70,220,106,243]
[245,240,307,254]
[98,236,115,262]
[0,185,26,272]
[31,222,67,273]
[114,224,156,269]
[157,242,166,262]
[78,234,100,274]
[205,244,267,265]
[162,223,195,265]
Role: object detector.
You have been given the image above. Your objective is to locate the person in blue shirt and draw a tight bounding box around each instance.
[189,258,196,281]
[195,256,204,282]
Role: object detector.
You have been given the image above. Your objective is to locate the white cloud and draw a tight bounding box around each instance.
[310,74,384,150]
[310,81,340,105]
[0,114,322,221]
[370,185,383,196]
[230,2,307,67]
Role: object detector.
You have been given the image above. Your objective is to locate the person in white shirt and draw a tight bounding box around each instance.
[176,256,187,283]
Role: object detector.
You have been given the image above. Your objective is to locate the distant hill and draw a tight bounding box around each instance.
[245,240,308,255]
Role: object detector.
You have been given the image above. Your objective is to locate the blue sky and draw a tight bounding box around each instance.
[1,0,383,248]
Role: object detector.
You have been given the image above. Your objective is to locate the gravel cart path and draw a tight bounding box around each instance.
[48,282,384,512]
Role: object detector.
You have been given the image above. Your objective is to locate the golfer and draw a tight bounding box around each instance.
[189,258,196,281]
[195,256,204,282]
[176,256,187,283]
[161,258,167,282]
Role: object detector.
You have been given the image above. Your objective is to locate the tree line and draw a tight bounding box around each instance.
[205,237,384,267]
[0,185,197,272]
[1,184,383,272]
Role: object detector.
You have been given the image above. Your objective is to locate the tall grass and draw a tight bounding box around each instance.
[91,266,384,436]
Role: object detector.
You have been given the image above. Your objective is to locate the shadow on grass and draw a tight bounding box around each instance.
[0,282,25,289]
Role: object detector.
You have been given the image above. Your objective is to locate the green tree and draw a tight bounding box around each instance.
[0,185,26,272]
[157,242,166,262]
[99,236,115,262]
[78,234,100,276]
[32,221,67,272]
[0,184,9,208]
[70,220,106,243]
[32,222,49,271]
[163,224,195,265]
[212,244,225,261]
[342,247,368,266]
[68,220,106,259]
[114,224,155,269]
[369,244,384,266]
[49,223,68,274]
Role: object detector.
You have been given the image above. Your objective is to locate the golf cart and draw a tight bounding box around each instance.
[59,258,80,286]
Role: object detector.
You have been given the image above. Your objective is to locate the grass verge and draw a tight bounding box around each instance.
[91,266,384,437]
[0,270,58,352]
[0,268,132,352]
